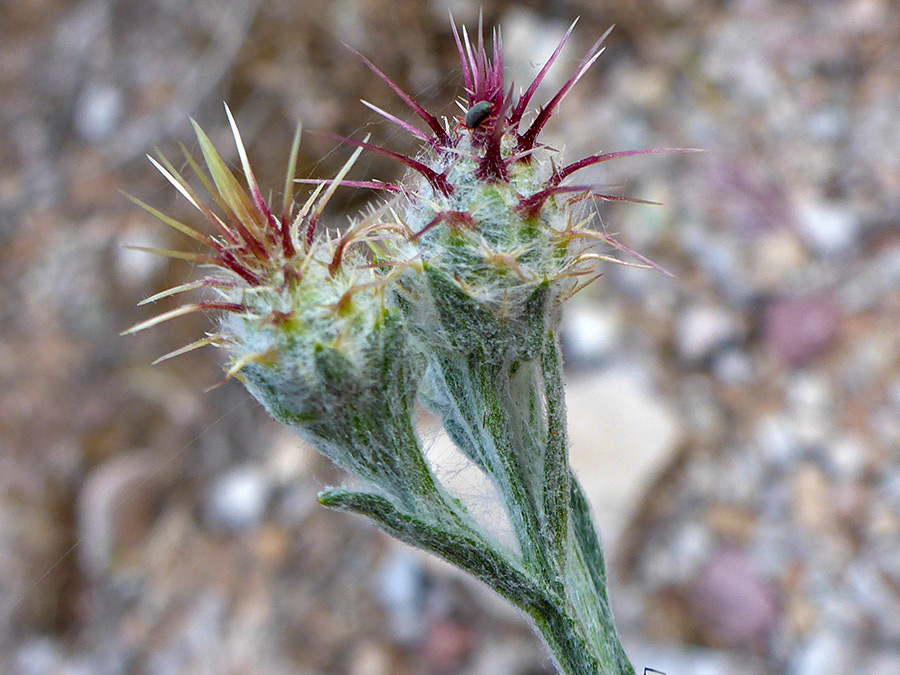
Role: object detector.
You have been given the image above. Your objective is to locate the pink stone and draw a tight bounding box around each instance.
[764,295,838,367]
[423,618,474,671]
[689,547,779,649]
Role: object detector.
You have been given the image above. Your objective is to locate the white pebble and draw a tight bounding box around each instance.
[206,466,270,533]
[562,304,622,363]
[796,198,860,256]
[74,82,123,142]
[676,304,742,363]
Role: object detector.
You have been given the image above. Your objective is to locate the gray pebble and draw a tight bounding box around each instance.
[864,651,900,675]
[562,304,622,365]
[14,638,63,675]
[825,435,868,481]
[206,466,271,533]
[807,106,848,142]
[375,548,426,644]
[795,199,860,256]
[74,82,123,142]
[755,415,801,468]
[712,348,754,385]
[790,631,856,675]
[675,304,742,364]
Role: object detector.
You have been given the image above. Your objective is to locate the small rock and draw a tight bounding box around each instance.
[205,466,271,533]
[826,435,869,481]
[77,449,166,578]
[375,548,426,645]
[795,198,860,256]
[625,68,669,107]
[865,651,900,675]
[468,640,548,675]
[700,19,778,103]
[690,235,755,305]
[567,370,682,552]
[715,448,766,507]
[846,561,891,615]
[889,378,900,412]
[787,372,833,413]
[675,304,742,364]
[879,471,900,512]
[793,463,833,533]
[501,8,572,100]
[755,415,801,468]
[275,482,319,527]
[643,587,695,643]
[840,244,900,311]
[74,82,123,142]
[763,294,838,367]
[265,429,315,486]
[807,105,848,142]
[251,524,291,567]
[668,521,714,582]
[707,505,757,543]
[689,547,778,650]
[14,637,64,675]
[790,631,857,675]
[115,221,168,291]
[348,641,391,675]
[839,332,895,392]
[867,497,900,540]
[681,380,729,441]
[627,639,772,675]
[833,483,869,529]
[712,348,754,384]
[751,230,806,292]
[787,373,835,446]
[424,617,474,672]
[561,304,622,365]
[872,406,900,448]
[753,526,795,577]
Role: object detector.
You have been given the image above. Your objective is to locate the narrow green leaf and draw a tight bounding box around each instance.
[283,119,303,222]
[190,119,262,230]
[122,191,213,246]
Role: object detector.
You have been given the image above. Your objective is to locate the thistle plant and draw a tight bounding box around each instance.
[125,18,689,675]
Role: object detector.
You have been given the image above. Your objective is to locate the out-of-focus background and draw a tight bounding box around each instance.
[2,0,899,673]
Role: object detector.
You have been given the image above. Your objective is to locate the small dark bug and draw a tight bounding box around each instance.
[465,100,493,129]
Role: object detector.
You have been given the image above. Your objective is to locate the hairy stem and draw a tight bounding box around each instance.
[421,328,634,674]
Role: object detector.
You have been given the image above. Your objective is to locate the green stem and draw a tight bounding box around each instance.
[541,329,571,568]
[424,336,634,673]
[474,357,558,582]
[319,488,606,675]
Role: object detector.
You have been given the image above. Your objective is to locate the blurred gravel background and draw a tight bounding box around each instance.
[2,0,899,673]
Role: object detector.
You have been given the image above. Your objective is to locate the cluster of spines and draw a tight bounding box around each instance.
[330,17,689,216]
[125,16,693,366]
[309,16,691,308]
[122,108,397,374]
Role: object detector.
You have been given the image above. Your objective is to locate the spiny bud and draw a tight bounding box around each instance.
[341,20,688,363]
[122,108,429,499]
